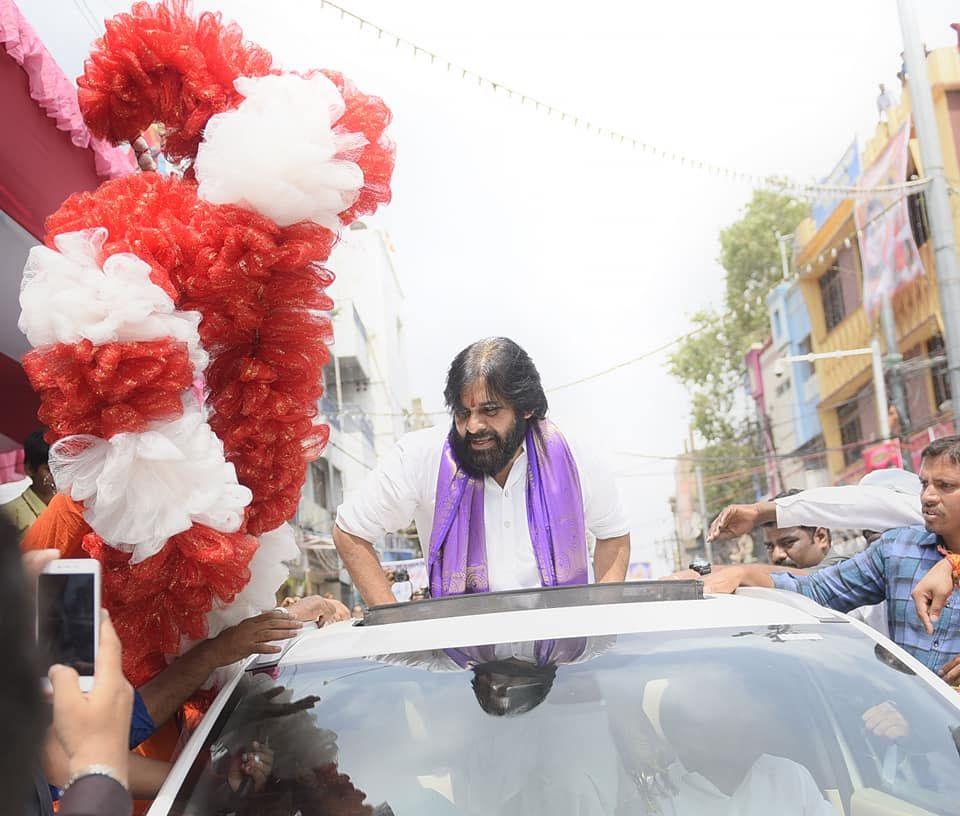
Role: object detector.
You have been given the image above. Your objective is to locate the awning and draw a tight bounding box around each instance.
[0,0,133,240]
[0,0,135,444]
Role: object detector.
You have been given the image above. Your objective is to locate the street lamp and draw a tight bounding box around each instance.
[775,343,891,439]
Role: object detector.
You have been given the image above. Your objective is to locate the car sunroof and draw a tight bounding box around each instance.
[362,579,703,625]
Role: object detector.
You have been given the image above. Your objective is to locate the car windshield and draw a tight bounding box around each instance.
[169,622,960,816]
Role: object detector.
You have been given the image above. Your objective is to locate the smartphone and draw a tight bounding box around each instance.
[37,559,100,692]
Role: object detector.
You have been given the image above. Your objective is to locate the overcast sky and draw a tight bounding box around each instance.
[20,0,960,572]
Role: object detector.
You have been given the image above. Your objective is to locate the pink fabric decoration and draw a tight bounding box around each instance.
[0,445,24,484]
[0,0,134,178]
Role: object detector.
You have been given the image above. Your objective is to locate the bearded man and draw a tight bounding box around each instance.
[334,337,631,605]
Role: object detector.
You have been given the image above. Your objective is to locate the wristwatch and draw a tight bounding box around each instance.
[689,558,712,576]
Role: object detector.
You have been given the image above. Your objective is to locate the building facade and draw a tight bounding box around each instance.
[292,224,426,593]
[794,45,960,482]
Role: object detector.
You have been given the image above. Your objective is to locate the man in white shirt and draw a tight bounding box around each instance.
[334,337,631,605]
[707,468,920,546]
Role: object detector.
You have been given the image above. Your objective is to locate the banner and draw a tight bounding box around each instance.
[812,140,860,229]
[855,120,924,316]
[862,439,903,473]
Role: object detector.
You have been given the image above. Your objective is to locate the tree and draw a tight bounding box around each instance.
[668,186,809,513]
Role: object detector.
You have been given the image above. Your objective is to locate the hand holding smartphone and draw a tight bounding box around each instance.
[37,559,101,692]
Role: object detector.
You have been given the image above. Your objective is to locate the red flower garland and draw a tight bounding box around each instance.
[24,0,395,685]
[22,338,193,443]
[78,0,273,163]
[84,524,258,686]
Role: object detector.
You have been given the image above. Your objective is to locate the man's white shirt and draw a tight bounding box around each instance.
[336,424,630,591]
[774,484,920,533]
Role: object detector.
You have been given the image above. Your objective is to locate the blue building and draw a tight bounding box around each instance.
[763,280,828,488]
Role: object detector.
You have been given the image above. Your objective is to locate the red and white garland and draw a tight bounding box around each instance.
[18,0,395,685]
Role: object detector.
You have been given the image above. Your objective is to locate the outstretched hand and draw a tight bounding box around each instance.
[912,558,954,636]
[210,611,303,665]
[708,504,760,542]
[282,595,351,626]
[241,685,322,720]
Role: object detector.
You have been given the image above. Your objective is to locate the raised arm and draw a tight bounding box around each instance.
[333,524,396,605]
[137,611,302,729]
[774,484,920,532]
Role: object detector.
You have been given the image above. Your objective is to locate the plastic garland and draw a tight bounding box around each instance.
[19,0,395,684]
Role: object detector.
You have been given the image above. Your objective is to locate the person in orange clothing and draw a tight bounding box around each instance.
[21,492,91,558]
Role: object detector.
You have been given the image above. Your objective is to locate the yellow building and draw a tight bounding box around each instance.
[795,45,960,482]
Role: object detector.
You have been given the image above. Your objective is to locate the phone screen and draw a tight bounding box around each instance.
[37,573,96,676]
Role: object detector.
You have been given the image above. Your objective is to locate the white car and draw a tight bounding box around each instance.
[148,582,960,815]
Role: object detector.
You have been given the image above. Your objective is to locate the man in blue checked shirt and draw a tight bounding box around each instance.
[705,435,960,684]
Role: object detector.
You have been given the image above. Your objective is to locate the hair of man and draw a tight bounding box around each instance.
[922,435,960,466]
[444,337,548,420]
[23,429,50,473]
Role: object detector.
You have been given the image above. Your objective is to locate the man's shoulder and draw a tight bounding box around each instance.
[878,524,937,552]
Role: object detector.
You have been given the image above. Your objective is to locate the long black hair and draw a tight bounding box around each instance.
[443,338,548,419]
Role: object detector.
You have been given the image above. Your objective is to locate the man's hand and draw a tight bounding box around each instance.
[282,595,351,626]
[702,567,746,594]
[665,569,701,580]
[49,611,133,787]
[209,611,303,665]
[131,136,157,172]
[227,740,274,794]
[239,686,321,720]
[939,655,960,686]
[862,701,909,740]
[913,558,954,635]
[708,503,767,542]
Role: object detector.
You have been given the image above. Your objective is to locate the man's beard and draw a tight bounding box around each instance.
[450,415,527,478]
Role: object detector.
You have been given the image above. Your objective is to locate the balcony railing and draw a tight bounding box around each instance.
[319,394,341,430]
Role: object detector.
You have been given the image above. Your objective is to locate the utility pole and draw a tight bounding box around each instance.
[880,292,911,436]
[668,497,683,572]
[775,231,792,280]
[689,427,713,562]
[898,0,960,407]
[871,336,892,439]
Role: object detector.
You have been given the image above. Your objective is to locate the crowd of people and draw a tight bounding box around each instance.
[692,441,960,686]
[7,319,960,814]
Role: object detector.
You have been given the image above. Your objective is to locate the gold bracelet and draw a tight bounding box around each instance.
[63,764,128,793]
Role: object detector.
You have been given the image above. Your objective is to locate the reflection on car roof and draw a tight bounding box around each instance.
[280,587,835,668]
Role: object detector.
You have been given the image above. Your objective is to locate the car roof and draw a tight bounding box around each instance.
[278,588,842,667]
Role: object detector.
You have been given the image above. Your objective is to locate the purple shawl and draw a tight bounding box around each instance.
[427,419,588,597]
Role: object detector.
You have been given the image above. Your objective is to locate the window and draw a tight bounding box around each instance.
[311,459,330,509]
[908,190,929,249]
[772,309,783,341]
[170,626,960,816]
[838,401,864,467]
[820,266,846,331]
[796,335,814,381]
[929,334,951,410]
[819,246,861,333]
[330,465,344,510]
